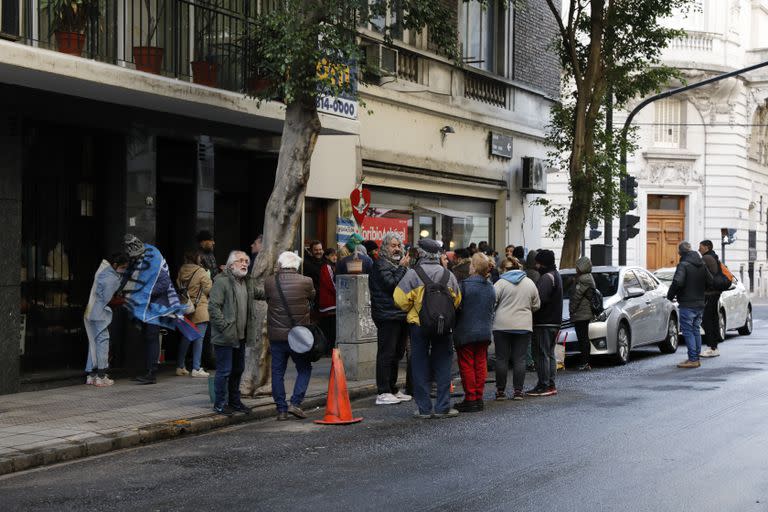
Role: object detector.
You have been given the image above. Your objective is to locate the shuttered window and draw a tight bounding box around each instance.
[654,98,683,148]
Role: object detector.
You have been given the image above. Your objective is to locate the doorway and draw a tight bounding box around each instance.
[646,195,686,271]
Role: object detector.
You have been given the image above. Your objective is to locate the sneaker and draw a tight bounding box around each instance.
[700,348,720,358]
[525,386,548,397]
[287,404,307,419]
[175,367,189,376]
[229,402,252,415]
[540,386,558,396]
[191,368,209,377]
[495,389,507,401]
[376,393,401,405]
[512,389,524,401]
[433,408,460,419]
[577,363,592,371]
[413,410,432,419]
[276,412,289,421]
[133,373,156,385]
[94,376,114,387]
[677,359,701,368]
[85,374,96,385]
[213,404,234,416]
[454,400,476,412]
[394,391,412,402]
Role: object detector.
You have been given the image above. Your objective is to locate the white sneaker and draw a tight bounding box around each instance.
[394,391,412,402]
[191,368,209,378]
[701,348,720,358]
[176,367,190,376]
[94,376,114,387]
[376,393,401,405]
[85,375,96,385]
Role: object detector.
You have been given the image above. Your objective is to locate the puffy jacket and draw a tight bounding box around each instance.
[492,271,540,332]
[453,275,495,345]
[264,269,315,341]
[568,257,596,322]
[533,268,563,327]
[369,257,408,322]
[208,270,250,348]
[701,250,721,296]
[393,260,462,326]
[176,263,212,324]
[666,250,712,309]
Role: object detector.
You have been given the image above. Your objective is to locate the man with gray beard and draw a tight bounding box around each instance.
[369,232,413,405]
[208,250,253,416]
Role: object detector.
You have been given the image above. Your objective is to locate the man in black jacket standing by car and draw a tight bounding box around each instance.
[699,240,723,358]
[527,249,563,397]
[667,241,712,368]
[370,232,413,405]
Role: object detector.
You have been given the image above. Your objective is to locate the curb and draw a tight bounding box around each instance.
[0,382,380,477]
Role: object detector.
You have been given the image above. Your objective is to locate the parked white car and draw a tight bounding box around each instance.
[653,267,752,340]
[559,266,680,365]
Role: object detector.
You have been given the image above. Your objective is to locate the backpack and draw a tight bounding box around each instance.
[588,286,604,317]
[711,261,734,292]
[415,265,456,336]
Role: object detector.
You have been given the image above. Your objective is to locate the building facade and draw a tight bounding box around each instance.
[0,0,559,393]
[544,0,768,289]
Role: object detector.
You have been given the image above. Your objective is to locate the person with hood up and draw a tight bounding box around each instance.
[527,249,563,397]
[667,241,712,368]
[175,248,213,378]
[569,256,597,371]
[453,253,496,412]
[524,249,540,283]
[492,257,540,400]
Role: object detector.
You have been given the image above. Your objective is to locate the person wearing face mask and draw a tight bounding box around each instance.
[369,232,413,405]
[208,250,254,416]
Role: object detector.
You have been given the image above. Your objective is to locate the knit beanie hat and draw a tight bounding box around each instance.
[345,233,364,251]
[418,238,441,254]
[123,234,145,258]
[534,249,556,269]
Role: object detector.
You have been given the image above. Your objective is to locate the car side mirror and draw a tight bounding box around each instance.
[624,286,645,299]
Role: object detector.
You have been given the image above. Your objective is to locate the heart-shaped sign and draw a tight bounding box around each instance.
[350,185,371,226]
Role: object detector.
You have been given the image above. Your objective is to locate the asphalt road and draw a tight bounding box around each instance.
[3,305,768,512]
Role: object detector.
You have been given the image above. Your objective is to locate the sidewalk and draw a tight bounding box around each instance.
[0,359,383,476]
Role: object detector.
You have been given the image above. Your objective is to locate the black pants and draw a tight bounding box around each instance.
[574,320,591,366]
[703,293,722,349]
[318,314,336,354]
[493,331,530,392]
[533,327,558,389]
[374,319,408,395]
[143,323,161,374]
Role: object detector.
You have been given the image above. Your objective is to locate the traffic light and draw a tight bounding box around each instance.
[588,220,602,240]
[624,175,638,211]
[625,214,640,239]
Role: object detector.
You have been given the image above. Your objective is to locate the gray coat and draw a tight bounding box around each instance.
[569,257,596,322]
[208,270,250,347]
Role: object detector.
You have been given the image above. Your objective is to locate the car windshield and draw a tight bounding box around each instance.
[562,271,620,299]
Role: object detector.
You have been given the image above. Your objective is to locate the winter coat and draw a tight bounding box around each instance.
[318,263,336,313]
[666,250,712,309]
[492,270,541,332]
[569,257,596,322]
[336,253,373,275]
[84,260,123,325]
[264,269,315,341]
[453,275,496,345]
[451,259,471,282]
[208,270,251,348]
[533,267,563,327]
[200,251,219,279]
[394,260,462,326]
[303,251,323,294]
[701,250,722,297]
[176,263,213,324]
[369,257,408,322]
[525,250,540,283]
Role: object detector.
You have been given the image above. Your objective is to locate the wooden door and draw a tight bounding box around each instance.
[647,195,686,271]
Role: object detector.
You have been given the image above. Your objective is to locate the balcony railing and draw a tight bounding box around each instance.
[668,31,714,53]
[397,47,419,83]
[464,69,507,109]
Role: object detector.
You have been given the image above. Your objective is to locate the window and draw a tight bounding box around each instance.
[0,0,21,37]
[622,270,642,291]
[636,270,659,291]
[654,98,685,148]
[459,0,511,76]
[363,0,411,43]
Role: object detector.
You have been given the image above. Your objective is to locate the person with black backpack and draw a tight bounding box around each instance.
[700,240,727,358]
[394,239,462,419]
[569,256,598,371]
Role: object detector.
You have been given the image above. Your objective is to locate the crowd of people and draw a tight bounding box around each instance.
[81,227,728,420]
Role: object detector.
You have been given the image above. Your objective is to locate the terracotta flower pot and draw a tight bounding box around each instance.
[55,31,86,56]
[191,60,219,87]
[246,76,272,94]
[132,46,164,75]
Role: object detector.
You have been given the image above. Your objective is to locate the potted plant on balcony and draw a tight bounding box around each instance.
[48,0,100,56]
[242,15,279,98]
[190,2,220,87]
[132,0,166,74]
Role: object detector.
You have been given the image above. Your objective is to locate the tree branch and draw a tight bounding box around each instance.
[546,0,584,83]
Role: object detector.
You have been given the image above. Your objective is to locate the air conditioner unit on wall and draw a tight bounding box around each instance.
[521,157,547,194]
[365,43,398,77]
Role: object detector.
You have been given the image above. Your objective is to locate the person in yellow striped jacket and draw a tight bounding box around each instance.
[394,239,462,419]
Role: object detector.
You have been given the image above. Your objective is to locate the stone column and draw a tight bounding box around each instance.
[195,135,215,234]
[336,274,377,380]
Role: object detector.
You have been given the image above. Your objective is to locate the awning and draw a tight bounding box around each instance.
[419,205,490,218]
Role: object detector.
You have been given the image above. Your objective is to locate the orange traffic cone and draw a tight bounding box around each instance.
[315,348,363,425]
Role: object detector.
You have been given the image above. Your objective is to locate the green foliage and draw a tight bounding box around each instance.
[46,0,100,34]
[242,0,459,105]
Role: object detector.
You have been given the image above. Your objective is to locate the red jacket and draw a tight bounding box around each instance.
[319,263,336,313]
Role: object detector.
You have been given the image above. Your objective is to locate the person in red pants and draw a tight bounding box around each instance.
[453,253,496,412]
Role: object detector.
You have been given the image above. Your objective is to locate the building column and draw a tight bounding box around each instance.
[196,135,215,235]
[0,116,22,394]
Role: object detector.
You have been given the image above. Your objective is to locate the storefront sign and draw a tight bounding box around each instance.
[336,217,356,246]
[490,132,513,159]
[350,185,370,225]
[361,217,409,245]
[317,58,358,120]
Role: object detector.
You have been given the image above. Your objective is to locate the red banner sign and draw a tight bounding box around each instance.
[361,217,409,245]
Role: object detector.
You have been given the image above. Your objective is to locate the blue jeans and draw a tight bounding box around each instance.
[271,340,312,413]
[679,307,704,362]
[409,325,453,415]
[84,320,110,376]
[178,322,208,370]
[213,340,245,408]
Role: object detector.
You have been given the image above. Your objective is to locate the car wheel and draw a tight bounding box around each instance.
[658,316,679,354]
[738,306,753,336]
[613,322,631,365]
[718,309,727,341]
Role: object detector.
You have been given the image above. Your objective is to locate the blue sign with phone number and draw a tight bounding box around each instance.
[317,95,357,120]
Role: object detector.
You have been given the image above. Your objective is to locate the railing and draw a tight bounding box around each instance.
[464,69,507,108]
[668,31,714,52]
[397,47,419,83]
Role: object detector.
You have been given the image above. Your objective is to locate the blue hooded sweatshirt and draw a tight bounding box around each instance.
[500,270,526,285]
